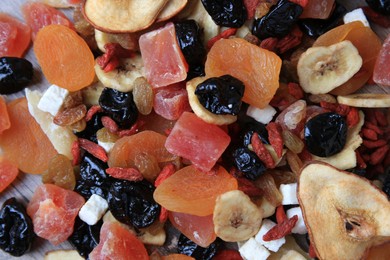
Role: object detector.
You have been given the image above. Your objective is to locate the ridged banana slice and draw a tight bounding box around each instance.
[337,93,390,108]
[187,77,237,125]
[94,54,144,92]
[95,29,139,52]
[297,41,363,94]
[213,190,263,242]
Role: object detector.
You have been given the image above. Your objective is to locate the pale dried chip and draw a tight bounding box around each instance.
[156,0,188,22]
[45,250,84,260]
[298,162,390,260]
[83,0,168,33]
[337,93,390,108]
[36,0,72,8]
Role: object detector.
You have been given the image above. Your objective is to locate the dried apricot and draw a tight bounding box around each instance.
[0,157,18,193]
[0,96,10,134]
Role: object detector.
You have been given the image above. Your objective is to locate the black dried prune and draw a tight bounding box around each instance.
[304,112,347,157]
[233,147,266,180]
[175,20,206,80]
[75,180,108,201]
[298,2,347,37]
[240,120,269,146]
[201,0,247,27]
[0,57,33,94]
[0,198,34,257]
[252,0,303,39]
[75,112,104,143]
[99,88,138,128]
[366,0,390,15]
[178,234,221,260]
[107,180,160,229]
[195,75,244,115]
[80,152,110,187]
[69,217,102,258]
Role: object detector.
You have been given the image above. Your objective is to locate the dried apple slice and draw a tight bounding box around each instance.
[156,0,188,22]
[298,162,390,260]
[83,0,168,33]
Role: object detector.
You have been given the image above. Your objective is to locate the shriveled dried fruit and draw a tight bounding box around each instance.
[308,94,337,104]
[286,150,303,176]
[42,154,76,190]
[254,173,283,207]
[282,129,304,154]
[132,77,153,115]
[53,104,87,126]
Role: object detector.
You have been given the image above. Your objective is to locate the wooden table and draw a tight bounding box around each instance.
[0,0,389,259]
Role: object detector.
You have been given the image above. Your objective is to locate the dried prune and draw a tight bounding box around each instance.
[174,20,206,80]
[366,0,390,15]
[75,180,108,201]
[69,217,102,258]
[178,234,221,260]
[252,0,303,40]
[201,0,247,27]
[304,112,347,157]
[233,147,266,180]
[195,75,244,115]
[240,120,269,146]
[0,57,33,94]
[298,2,347,37]
[0,198,34,257]
[76,112,104,143]
[107,179,160,229]
[99,88,138,128]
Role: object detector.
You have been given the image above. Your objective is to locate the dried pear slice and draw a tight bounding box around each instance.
[156,0,188,22]
[298,162,390,260]
[337,93,390,108]
[45,250,84,260]
[83,0,168,33]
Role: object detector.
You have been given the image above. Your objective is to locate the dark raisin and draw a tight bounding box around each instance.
[366,0,390,15]
[233,147,266,180]
[0,198,34,257]
[252,0,303,40]
[0,57,33,94]
[195,75,244,115]
[75,112,104,143]
[99,88,138,128]
[69,217,102,258]
[382,173,390,199]
[75,180,108,201]
[201,0,247,27]
[304,112,347,157]
[298,2,347,37]
[174,20,206,80]
[107,180,160,229]
[178,234,221,260]
[80,152,110,187]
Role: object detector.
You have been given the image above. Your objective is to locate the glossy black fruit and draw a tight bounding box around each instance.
[201,0,247,27]
[233,147,266,180]
[252,0,303,39]
[99,88,138,128]
[0,198,34,257]
[107,180,160,229]
[195,75,245,115]
[240,120,269,146]
[69,217,102,258]
[304,112,347,157]
[366,0,390,15]
[75,112,104,143]
[75,180,108,201]
[178,234,221,260]
[0,57,33,94]
[175,20,206,80]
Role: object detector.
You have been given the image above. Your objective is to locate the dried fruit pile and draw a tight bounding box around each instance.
[0,0,389,259]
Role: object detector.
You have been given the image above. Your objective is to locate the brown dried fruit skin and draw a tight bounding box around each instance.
[83,0,168,33]
[298,162,390,260]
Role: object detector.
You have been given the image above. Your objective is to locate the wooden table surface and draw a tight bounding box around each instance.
[0,0,389,259]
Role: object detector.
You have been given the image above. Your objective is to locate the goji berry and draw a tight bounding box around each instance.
[85,105,102,122]
[266,122,284,158]
[364,121,384,135]
[259,37,278,52]
[276,26,303,54]
[71,139,81,166]
[154,163,176,187]
[243,0,261,19]
[362,139,387,149]
[117,119,144,137]
[346,107,359,127]
[287,82,304,100]
[106,167,144,181]
[251,133,276,169]
[276,205,287,224]
[375,110,388,127]
[164,128,172,136]
[263,215,298,241]
[299,147,312,161]
[320,101,350,116]
[370,145,389,165]
[364,109,378,125]
[96,43,135,72]
[362,128,378,140]
[159,207,168,223]
[101,116,119,133]
[213,249,243,260]
[102,57,119,73]
[236,177,263,197]
[207,28,238,49]
[289,0,309,7]
[355,151,367,169]
[79,138,108,162]
[362,6,390,28]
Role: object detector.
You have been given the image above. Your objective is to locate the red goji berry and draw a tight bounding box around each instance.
[207,28,238,49]
[361,153,370,162]
[213,249,243,260]
[362,128,378,140]
[259,37,278,52]
[370,145,389,165]
[154,163,176,187]
[96,43,135,72]
[117,119,144,137]
[263,215,298,241]
[159,207,168,223]
[299,147,312,162]
[79,138,108,162]
[266,122,284,158]
[101,116,119,133]
[276,205,287,224]
[320,101,350,116]
[71,139,81,166]
[243,0,261,19]
[164,128,172,136]
[85,105,103,122]
[236,177,263,197]
[251,133,276,169]
[102,57,119,73]
[362,6,390,28]
[364,109,378,125]
[362,139,387,149]
[364,121,384,135]
[276,26,303,54]
[106,167,144,181]
[375,110,388,127]
[289,0,309,7]
[309,241,317,258]
[287,82,304,100]
[346,107,359,127]
[355,150,367,169]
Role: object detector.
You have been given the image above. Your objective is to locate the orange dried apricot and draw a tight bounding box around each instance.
[0,96,10,134]
[34,24,95,91]
[0,157,18,193]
